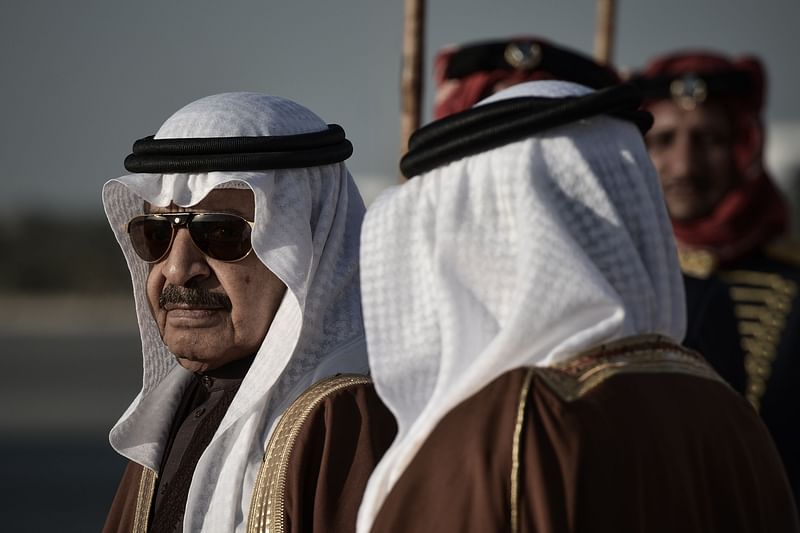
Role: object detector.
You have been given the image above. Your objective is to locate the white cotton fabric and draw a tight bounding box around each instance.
[356,81,686,532]
[102,92,368,532]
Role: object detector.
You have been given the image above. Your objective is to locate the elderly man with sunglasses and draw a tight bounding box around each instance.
[101,93,396,533]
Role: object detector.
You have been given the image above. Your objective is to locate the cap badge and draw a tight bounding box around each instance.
[670,74,708,110]
[504,41,542,71]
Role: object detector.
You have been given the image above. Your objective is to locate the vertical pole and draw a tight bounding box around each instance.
[400,0,425,179]
[594,0,616,64]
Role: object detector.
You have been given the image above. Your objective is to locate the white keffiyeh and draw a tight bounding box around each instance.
[356,81,686,532]
[103,92,368,532]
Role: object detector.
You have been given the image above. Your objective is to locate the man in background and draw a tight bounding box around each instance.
[635,51,800,502]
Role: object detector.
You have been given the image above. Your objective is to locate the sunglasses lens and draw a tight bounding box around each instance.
[128,216,174,262]
[189,214,252,261]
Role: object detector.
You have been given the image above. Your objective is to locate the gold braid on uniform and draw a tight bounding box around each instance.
[720,270,797,411]
[678,248,717,279]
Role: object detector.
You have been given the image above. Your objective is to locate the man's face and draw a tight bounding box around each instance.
[145,189,286,373]
[645,100,739,221]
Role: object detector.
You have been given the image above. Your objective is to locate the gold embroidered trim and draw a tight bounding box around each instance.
[533,335,723,402]
[510,367,535,533]
[720,269,797,411]
[246,374,372,533]
[678,248,717,279]
[132,467,157,533]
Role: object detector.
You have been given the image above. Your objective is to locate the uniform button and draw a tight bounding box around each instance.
[201,376,213,388]
[194,407,206,418]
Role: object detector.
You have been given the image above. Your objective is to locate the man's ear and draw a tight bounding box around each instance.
[734,113,764,178]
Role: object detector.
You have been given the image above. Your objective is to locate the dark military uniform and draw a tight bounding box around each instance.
[680,241,800,504]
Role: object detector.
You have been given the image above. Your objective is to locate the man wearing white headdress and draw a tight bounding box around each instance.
[356,81,798,532]
[101,92,396,533]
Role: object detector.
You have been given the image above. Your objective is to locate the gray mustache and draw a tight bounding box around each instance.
[159,285,232,311]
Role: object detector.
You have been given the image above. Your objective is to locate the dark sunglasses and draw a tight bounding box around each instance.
[126,212,255,263]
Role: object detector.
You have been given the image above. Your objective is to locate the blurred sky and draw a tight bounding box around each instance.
[2,0,799,214]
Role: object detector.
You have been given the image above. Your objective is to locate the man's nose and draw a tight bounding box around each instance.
[669,135,700,179]
[160,229,211,286]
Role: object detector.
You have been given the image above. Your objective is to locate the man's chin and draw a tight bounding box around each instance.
[168,342,240,373]
[666,197,714,222]
[175,356,211,373]
[163,335,226,373]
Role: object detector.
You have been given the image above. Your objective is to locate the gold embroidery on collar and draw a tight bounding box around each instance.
[720,270,797,411]
[247,374,372,533]
[133,467,157,533]
[533,335,723,402]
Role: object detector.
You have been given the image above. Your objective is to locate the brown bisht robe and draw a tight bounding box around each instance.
[103,375,397,533]
[371,336,799,533]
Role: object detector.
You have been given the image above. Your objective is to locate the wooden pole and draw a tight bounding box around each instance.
[399,0,425,179]
[594,0,616,64]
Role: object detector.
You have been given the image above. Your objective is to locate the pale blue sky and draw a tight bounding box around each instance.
[2,0,798,213]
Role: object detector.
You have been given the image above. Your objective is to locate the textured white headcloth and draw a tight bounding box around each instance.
[356,81,686,531]
[103,92,368,532]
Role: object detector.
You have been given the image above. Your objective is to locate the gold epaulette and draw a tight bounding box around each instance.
[247,374,372,533]
[764,238,800,267]
[678,247,717,279]
[531,335,723,402]
[719,269,797,411]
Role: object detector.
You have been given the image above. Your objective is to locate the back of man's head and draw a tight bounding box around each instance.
[357,80,687,530]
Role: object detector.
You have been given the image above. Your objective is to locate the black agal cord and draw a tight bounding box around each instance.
[124,124,352,173]
[400,84,652,178]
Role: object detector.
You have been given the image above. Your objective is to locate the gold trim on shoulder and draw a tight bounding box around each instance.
[533,335,723,402]
[720,269,797,411]
[678,247,717,279]
[509,336,724,529]
[246,374,372,533]
[132,467,157,533]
